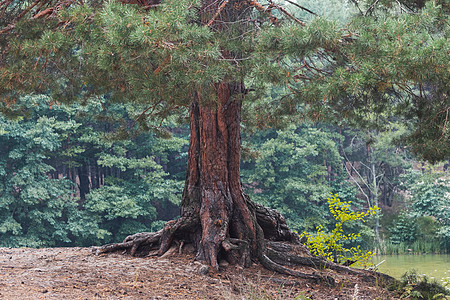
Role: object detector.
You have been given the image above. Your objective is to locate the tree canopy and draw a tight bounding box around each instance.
[1,0,448,161]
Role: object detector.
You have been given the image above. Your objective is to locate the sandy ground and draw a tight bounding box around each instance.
[0,247,395,299]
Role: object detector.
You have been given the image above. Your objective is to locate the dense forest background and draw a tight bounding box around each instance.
[0,0,449,255]
[1,94,449,254]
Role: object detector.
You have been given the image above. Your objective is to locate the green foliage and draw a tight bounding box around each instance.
[389,212,418,245]
[401,169,450,252]
[379,166,449,254]
[0,95,106,247]
[393,270,450,300]
[0,94,188,246]
[242,124,354,232]
[301,194,379,267]
[387,212,441,252]
[381,239,442,255]
[255,2,449,162]
[83,112,187,243]
[1,0,448,161]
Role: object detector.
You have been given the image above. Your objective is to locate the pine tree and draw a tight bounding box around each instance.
[0,0,447,282]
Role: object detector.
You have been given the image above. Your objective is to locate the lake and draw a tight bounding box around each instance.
[371,254,450,287]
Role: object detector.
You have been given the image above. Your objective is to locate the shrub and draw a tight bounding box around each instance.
[394,270,450,300]
[301,194,379,267]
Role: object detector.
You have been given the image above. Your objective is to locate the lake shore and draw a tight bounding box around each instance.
[371,254,450,287]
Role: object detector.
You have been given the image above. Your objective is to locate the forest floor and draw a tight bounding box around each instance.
[0,246,397,299]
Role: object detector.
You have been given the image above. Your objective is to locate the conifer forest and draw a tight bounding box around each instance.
[0,0,449,292]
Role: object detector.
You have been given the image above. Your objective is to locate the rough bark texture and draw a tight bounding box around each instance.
[155,79,296,271]
[153,0,266,272]
[95,82,299,264]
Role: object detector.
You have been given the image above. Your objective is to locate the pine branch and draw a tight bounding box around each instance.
[268,1,305,26]
[0,0,14,18]
[11,0,43,23]
[0,24,14,34]
[206,0,230,27]
[33,0,53,17]
[0,0,75,33]
[117,0,161,10]
[153,55,172,74]
[284,0,316,16]
[32,7,54,19]
[247,0,279,26]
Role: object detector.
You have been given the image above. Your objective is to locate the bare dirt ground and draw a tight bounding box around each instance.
[0,247,396,299]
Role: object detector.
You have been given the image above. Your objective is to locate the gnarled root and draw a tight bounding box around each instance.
[94,230,163,256]
[259,253,336,286]
[92,198,394,288]
[93,214,199,257]
[264,241,396,285]
[158,214,199,256]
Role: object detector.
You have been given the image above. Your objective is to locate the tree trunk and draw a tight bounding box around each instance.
[179,82,263,269]
[157,0,266,270]
[78,164,90,201]
[98,0,298,271]
[97,82,302,271]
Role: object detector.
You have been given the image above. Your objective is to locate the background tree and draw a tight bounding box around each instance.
[340,124,412,248]
[0,94,188,246]
[401,168,450,253]
[0,95,107,247]
[242,124,354,233]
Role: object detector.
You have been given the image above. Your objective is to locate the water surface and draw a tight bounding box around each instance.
[371,254,450,286]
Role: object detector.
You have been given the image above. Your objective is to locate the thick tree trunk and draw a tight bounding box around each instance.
[178,82,261,270]
[98,82,302,269]
[157,0,268,270]
[97,0,299,272]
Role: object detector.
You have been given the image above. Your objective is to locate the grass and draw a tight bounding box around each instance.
[377,240,444,255]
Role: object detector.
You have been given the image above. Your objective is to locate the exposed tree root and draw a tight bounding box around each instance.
[157,214,199,256]
[264,242,395,285]
[93,231,334,285]
[259,253,335,286]
[91,91,395,287]
[93,202,395,288]
[94,230,163,257]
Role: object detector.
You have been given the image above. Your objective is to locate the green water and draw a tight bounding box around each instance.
[371,255,450,286]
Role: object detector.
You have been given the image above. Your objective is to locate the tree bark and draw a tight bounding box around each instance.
[157,80,270,270]
[96,0,305,274]
[97,83,304,272]
[78,164,90,201]
[156,0,265,271]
